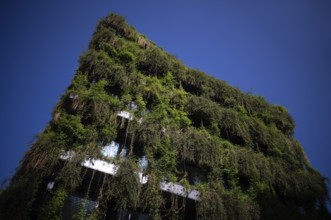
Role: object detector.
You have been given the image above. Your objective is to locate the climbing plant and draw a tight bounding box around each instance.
[0,13,329,220]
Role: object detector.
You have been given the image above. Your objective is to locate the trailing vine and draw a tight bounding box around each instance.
[0,13,329,220]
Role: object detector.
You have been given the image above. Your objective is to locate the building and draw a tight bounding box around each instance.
[0,14,329,220]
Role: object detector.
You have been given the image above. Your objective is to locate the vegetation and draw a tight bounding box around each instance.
[0,13,329,219]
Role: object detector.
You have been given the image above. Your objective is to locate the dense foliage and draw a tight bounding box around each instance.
[0,13,329,219]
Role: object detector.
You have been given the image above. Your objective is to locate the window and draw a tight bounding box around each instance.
[62,195,97,219]
[101,141,128,159]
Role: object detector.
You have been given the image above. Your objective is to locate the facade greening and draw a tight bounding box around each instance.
[0,14,329,220]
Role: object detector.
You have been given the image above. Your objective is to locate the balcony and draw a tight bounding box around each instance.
[60,150,147,184]
[60,150,200,201]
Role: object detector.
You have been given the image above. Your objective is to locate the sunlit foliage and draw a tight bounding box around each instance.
[0,13,329,220]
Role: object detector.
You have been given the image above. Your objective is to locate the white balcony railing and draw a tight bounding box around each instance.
[117,111,134,121]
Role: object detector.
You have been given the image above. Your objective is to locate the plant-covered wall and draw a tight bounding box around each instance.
[0,13,329,220]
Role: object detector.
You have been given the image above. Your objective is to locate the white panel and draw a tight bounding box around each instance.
[160,182,200,201]
[82,159,118,175]
[117,111,134,120]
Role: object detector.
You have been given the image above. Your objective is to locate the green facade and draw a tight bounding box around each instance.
[0,14,329,219]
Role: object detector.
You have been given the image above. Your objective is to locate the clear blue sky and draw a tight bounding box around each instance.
[0,0,330,196]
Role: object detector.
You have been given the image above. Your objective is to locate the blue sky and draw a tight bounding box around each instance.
[0,0,330,197]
